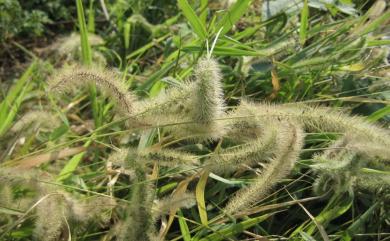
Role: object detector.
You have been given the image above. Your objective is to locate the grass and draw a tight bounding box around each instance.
[0,0,389,241]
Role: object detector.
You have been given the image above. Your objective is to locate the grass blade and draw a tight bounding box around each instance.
[177,210,192,241]
[0,62,35,136]
[178,0,207,40]
[196,169,209,226]
[300,0,309,46]
[87,0,95,33]
[199,0,208,24]
[76,0,92,65]
[359,10,390,35]
[57,139,92,182]
[199,213,272,241]
[76,0,103,128]
[215,0,252,35]
[367,105,390,122]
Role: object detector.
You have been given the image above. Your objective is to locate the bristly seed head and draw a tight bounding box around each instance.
[49,66,136,115]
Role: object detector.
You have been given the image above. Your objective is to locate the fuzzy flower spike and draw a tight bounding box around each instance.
[49,66,136,115]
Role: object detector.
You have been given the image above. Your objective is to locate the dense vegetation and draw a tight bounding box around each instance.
[0,0,389,240]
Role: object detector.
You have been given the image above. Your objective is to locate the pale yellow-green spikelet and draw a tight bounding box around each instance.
[187,57,226,140]
[311,133,390,195]
[67,194,116,225]
[0,185,14,223]
[133,57,225,140]
[108,147,198,171]
[56,33,104,58]
[354,172,390,196]
[0,168,38,188]
[107,148,129,167]
[342,134,390,163]
[206,102,279,174]
[49,66,136,115]
[138,148,199,167]
[224,120,304,215]
[53,33,106,65]
[242,102,390,153]
[223,100,265,142]
[34,188,68,241]
[152,191,195,217]
[116,150,156,241]
[10,111,61,133]
[312,154,357,195]
[0,182,33,212]
[132,81,195,128]
[0,185,13,210]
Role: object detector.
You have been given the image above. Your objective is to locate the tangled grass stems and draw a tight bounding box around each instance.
[2,48,390,240]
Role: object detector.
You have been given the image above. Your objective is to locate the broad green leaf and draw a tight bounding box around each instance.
[199,0,208,24]
[300,0,309,45]
[367,39,390,47]
[1,83,32,137]
[157,182,178,195]
[0,62,35,136]
[126,34,170,59]
[215,0,252,35]
[57,152,85,182]
[124,20,132,51]
[76,0,92,65]
[341,202,379,240]
[199,213,272,241]
[76,0,102,127]
[178,0,207,40]
[49,124,69,141]
[339,63,365,72]
[178,210,192,241]
[57,139,92,182]
[367,105,390,122]
[138,58,177,91]
[196,169,209,226]
[87,0,95,33]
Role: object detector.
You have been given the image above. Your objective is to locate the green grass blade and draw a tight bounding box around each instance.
[178,210,192,241]
[341,202,379,241]
[199,0,208,24]
[1,83,32,134]
[367,105,390,122]
[76,0,102,127]
[57,139,92,182]
[56,152,85,182]
[367,39,390,47]
[215,0,252,35]
[199,213,272,241]
[124,20,132,52]
[0,62,35,122]
[178,0,207,40]
[299,231,317,241]
[359,10,390,35]
[0,62,35,136]
[138,129,157,149]
[300,0,309,46]
[196,169,209,226]
[87,0,95,33]
[138,59,177,91]
[76,0,92,65]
